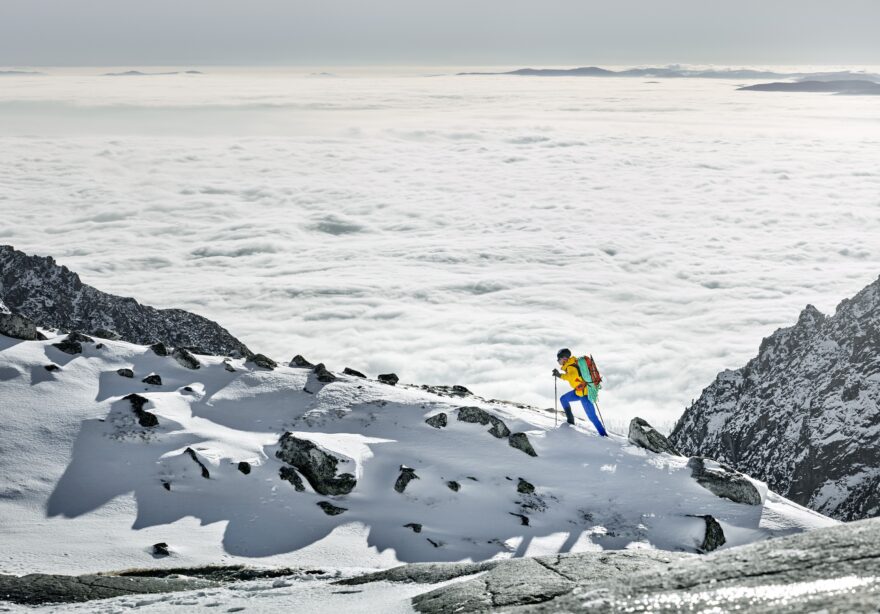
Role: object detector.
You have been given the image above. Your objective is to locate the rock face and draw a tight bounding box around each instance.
[628,417,680,455]
[457,406,511,438]
[687,457,762,506]
[0,312,46,340]
[669,275,880,521]
[0,245,250,357]
[275,433,356,496]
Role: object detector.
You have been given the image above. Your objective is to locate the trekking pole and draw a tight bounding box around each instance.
[595,400,608,434]
[553,376,558,427]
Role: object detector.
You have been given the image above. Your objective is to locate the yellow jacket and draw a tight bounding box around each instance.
[559,356,587,397]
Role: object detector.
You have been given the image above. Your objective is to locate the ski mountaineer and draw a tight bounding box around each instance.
[553,348,607,436]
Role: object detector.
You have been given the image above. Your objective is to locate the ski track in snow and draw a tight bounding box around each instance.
[1,70,878,431]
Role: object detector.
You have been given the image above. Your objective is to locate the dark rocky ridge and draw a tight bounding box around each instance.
[0,245,250,357]
[669,275,880,521]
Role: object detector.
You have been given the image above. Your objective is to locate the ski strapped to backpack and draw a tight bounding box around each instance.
[574,355,602,403]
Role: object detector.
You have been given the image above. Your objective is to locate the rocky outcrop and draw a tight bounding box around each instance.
[446,481,460,492]
[117,368,134,378]
[425,413,448,429]
[171,347,200,370]
[628,417,680,455]
[457,407,511,438]
[275,433,356,496]
[316,501,347,516]
[378,373,400,386]
[312,363,336,383]
[184,448,210,479]
[509,432,538,457]
[123,393,158,428]
[52,332,93,355]
[395,466,420,493]
[142,374,162,386]
[687,457,762,506]
[404,523,423,533]
[343,367,366,378]
[150,342,169,357]
[279,466,305,491]
[669,275,880,520]
[289,354,313,368]
[0,312,46,340]
[0,245,250,357]
[152,542,170,556]
[517,478,535,494]
[249,354,277,370]
[0,572,214,605]
[237,461,251,475]
[693,514,726,553]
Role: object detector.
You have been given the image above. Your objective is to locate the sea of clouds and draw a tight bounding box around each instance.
[1,68,878,431]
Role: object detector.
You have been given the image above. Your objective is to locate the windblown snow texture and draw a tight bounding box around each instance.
[670,275,880,521]
[0,245,251,357]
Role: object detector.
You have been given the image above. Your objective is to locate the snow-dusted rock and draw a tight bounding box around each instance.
[289,354,314,368]
[343,367,366,378]
[52,332,94,355]
[509,432,537,457]
[279,466,306,491]
[276,433,357,496]
[0,245,250,356]
[425,413,447,428]
[687,457,762,505]
[670,275,880,520]
[150,342,169,357]
[171,347,200,370]
[123,393,158,428]
[0,312,45,341]
[628,417,680,455]
[694,514,726,553]
[141,374,162,386]
[313,363,336,383]
[378,372,400,386]
[249,353,277,370]
[395,466,420,493]
[116,368,134,378]
[457,406,511,438]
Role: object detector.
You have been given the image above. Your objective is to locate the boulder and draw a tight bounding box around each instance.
[446,481,460,492]
[509,432,538,457]
[275,433,356,495]
[313,363,337,383]
[250,353,277,370]
[279,466,306,491]
[317,501,347,516]
[152,542,170,557]
[404,523,423,533]
[237,461,251,475]
[141,374,162,386]
[425,413,448,429]
[517,478,535,494]
[150,342,169,357]
[695,514,726,553]
[378,373,400,386]
[123,393,158,428]
[628,417,680,455]
[289,354,314,368]
[343,367,366,378]
[456,407,511,438]
[0,312,46,341]
[43,364,60,372]
[91,328,121,340]
[172,347,200,370]
[117,368,134,378]
[687,457,762,505]
[52,332,92,355]
[395,466,420,493]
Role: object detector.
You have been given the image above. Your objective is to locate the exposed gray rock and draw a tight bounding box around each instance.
[395,465,420,493]
[279,466,305,491]
[343,367,366,378]
[275,433,356,495]
[517,478,535,494]
[628,417,680,455]
[52,334,86,355]
[313,363,336,383]
[378,372,400,385]
[44,363,60,372]
[446,481,460,492]
[150,342,169,356]
[91,328,121,340]
[509,512,530,526]
[693,514,726,553]
[0,246,250,356]
[669,275,880,521]
[425,413,448,429]
[457,406,511,438]
[185,448,210,479]
[289,354,314,368]
[250,353,277,370]
[419,384,474,398]
[237,461,251,475]
[687,457,762,505]
[123,393,158,428]
[337,560,500,586]
[152,542,170,556]
[317,501,347,515]
[411,550,690,613]
[171,347,200,370]
[117,368,134,378]
[509,432,538,457]
[141,374,162,386]
[0,312,46,340]
[404,523,423,533]
[0,572,214,605]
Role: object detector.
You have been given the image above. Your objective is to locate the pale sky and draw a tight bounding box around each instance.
[2,0,879,67]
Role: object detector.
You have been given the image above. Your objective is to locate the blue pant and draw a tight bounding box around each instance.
[560,390,607,436]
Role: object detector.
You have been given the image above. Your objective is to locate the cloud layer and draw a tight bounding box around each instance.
[2,70,878,430]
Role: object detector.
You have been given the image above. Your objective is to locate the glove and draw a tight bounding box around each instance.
[552,368,561,377]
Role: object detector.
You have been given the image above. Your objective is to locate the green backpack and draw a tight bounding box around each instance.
[575,355,602,403]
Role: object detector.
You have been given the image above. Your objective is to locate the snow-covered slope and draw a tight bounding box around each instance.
[0,331,834,576]
[670,274,880,521]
